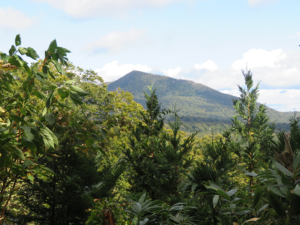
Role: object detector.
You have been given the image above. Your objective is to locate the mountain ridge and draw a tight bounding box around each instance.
[107,70,295,135]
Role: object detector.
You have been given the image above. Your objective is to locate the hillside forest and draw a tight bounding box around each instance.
[1,35,300,225]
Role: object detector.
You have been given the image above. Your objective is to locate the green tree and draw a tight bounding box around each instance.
[231,70,275,186]
[124,86,197,204]
[0,35,113,224]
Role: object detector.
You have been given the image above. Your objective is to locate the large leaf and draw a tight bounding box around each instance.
[45,113,56,125]
[266,185,285,198]
[252,186,263,209]
[25,47,39,60]
[46,90,54,109]
[18,47,27,55]
[294,184,300,196]
[39,127,58,149]
[48,39,57,52]
[50,59,63,74]
[11,147,25,160]
[132,202,141,214]
[267,190,286,217]
[69,86,89,96]
[100,128,107,139]
[293,153,300,173]
[57,88,69,99]
[227,187,238,197]
[272,158,293,177]
[213,195,219,208]
[10,115,27,125]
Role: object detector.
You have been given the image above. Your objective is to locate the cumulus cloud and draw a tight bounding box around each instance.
[84,29,145,54]
[35,0,194,18]
[231,49,286,71]
[221,89,300,112]
[194,60,218,71]
[0,7,36,30]
[95,61,152,82]
[162,67,181,78]
[247,0,278,7]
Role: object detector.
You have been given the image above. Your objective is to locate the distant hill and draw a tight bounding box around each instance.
[107,71,296,136]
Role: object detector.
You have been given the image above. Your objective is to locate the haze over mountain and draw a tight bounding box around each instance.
[107,71,295,135]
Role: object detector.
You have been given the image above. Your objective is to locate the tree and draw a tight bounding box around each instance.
[231,70,275,186]
[16,147,99,224]
[124,86,197,204]
[0,35,115,224]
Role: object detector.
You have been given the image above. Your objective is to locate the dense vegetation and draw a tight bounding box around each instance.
[107,71,295,136]
[1,35,300,225]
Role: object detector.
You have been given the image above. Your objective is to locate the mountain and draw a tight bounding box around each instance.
[107,71,295,136]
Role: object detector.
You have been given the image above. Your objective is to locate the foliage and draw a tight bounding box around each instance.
[124,86,197,203]
[16,147,99,224]
[231,70,275,186]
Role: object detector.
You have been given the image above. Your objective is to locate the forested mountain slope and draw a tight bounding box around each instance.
[108,70,296,135]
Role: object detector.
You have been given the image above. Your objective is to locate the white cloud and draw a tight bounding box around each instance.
[0,7,36,30]
[84,29,145,54]
[35,0,194,18]
[162,67,181,78]
[221,89,300,112]
[296,32,300,38]
[247,0,278,7]
[194,60,218,71]
[232,49,286,71]
[95,61,152,82]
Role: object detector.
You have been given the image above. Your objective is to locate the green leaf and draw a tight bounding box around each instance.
[10,115,27,125]
[272,158,293,177]
[65,79,76,84]
[69,86,89,96]
[34,90,47,100]
[46,90,54,109]
[50,59,63,74]
[294,184,300,196]
[15,34,21,46]
[85,138,94,147]
[27,174,34,182]
[34,72,46,82]
[191,183,197,192]
[266,185,285,198]
[23,159,34,168]
[45,113,55,125]
[293,153,300,172]
[39,127,58,149]
[213,195,219,208]
[18,47,27,55]
[43,166,55,174]
[113,126,120,137]
[57,88,69,99]
[11,147,25,160]
[69,91,83,105]
[252,186,263,209]
[216,189,231,201]
[25,47,39,60]
[9,45,16,56]
[100,129,107,139]
[268,190,286,217]
[257,204,269,215]
[23,139,36,152]
[42,107,47,116]
[20,126,31,133]
[48,39,57,52]
[132,202,141,214]
[227,187,238,197]
[25,132,35,141]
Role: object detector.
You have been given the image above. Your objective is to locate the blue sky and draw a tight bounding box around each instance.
[0,0,299,112]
